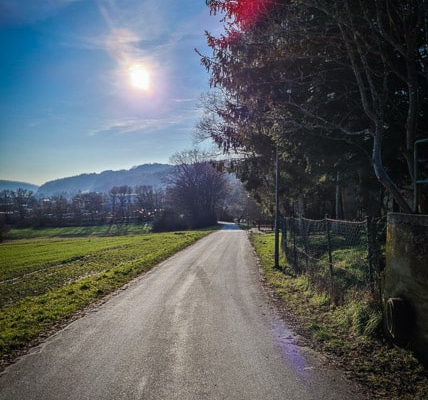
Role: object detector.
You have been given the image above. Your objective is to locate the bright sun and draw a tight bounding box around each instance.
[129,64,150,91]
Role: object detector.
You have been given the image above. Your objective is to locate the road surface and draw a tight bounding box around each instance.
[0,225,364,399]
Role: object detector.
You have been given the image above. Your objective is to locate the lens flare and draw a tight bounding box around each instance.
[129,64,150,91]
[232,0,274,31]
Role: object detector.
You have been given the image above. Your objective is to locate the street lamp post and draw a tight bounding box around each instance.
[274,142,280,269]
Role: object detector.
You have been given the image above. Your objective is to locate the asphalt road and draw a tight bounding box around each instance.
[0,224,365,400]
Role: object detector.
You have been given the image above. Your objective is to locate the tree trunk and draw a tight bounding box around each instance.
[372,133,413,214]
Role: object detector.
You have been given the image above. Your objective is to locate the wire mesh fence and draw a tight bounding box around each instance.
[282,216,383,305]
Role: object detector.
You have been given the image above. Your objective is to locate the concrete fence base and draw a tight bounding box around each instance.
[384,213,428,362]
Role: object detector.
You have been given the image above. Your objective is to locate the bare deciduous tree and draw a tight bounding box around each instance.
[165,149,228,228]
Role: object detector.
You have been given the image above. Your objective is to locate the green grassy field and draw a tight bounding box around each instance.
[5,224,152,240]
[0,226,213,360]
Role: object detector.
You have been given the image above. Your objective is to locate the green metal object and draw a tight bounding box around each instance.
[413,138,428,212]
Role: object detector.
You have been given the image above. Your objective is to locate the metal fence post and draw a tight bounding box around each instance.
[302,217,309,273]
[325,217,335,300]
[281,218,287,253]
[366,216,374,290]
[292,218,298,272]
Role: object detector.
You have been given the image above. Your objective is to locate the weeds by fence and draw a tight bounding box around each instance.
[282,216,383,305]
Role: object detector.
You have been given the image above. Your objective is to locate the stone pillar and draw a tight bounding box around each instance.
[384,213,428,362]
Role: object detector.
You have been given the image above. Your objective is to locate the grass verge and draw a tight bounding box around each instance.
[251,232,428,400]
[0,228,213,366]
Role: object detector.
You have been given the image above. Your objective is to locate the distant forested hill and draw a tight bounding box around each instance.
[37,164,173,197]
[0,180,39,192]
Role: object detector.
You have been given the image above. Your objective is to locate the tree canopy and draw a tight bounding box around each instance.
[199,0,428,216]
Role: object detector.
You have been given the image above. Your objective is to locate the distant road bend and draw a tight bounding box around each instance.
[0,223,364,400]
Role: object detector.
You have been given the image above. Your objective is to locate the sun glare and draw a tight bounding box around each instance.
[129,64,150,91]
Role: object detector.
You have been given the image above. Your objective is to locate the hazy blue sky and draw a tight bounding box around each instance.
[0,0,221,185]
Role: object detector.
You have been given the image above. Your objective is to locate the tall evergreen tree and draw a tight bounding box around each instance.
[199,0,428,215]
